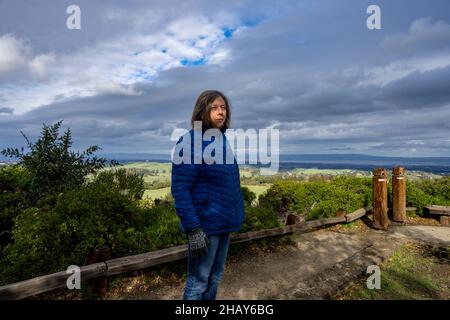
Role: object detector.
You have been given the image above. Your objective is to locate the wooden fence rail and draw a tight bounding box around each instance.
[0,207,372,300]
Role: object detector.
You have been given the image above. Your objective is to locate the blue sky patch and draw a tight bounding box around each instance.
[223,27,234,39]
[180,57,206,66]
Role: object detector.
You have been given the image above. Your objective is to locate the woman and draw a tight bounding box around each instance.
[171,90,245,300]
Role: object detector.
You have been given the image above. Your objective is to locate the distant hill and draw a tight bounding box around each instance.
[94,153,450,175]
[96,152,450,163]
[279,154,450,164]
[2,152,449,175]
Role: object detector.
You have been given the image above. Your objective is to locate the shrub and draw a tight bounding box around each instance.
[257,180,300,212]
[405,181,444,215]
[0,170,146,284]
[413,177,450,202]
[0,165,32,234]
[241,186,256,207]
[91,168,145,202]
[1,121,111,204]
[259,177,372,220]
[240,206,280,233]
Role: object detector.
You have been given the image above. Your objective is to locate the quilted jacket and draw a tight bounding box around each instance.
[171,128,245,236]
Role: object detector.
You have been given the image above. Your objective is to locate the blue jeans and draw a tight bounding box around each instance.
[183,232,230,300]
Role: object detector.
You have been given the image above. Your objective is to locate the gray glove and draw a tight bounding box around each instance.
[187,228,210,257]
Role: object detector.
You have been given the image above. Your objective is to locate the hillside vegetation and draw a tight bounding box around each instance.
[0,122,449,286]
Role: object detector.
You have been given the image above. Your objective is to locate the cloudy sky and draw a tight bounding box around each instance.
[1,0,450,159]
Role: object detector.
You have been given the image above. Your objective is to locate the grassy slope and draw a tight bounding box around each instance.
[336,242,450,300]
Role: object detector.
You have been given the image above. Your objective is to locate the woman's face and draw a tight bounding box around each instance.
[209,97,227,129]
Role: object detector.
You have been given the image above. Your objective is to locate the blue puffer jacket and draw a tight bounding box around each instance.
[171,128,245,236]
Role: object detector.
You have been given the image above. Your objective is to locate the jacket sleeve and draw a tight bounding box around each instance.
[171,158,202,233]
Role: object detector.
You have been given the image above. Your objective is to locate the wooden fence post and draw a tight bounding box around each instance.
[372,168,389,230]
[392,166,407,222]
[85,246,110,296]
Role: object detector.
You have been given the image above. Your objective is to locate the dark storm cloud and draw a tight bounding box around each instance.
[1,0,450,157]
[0,107,13,114]
[380,66,450,109]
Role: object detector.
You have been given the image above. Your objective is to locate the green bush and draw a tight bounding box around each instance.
[0,169,147,284]
[0,165,32,233]
[329,176,372,207]
[258,177,370,220]
[91,168,145,202]
[241,186,256,207]
[291,182,365,219]
[240,206,280,233]
[1,121,110,205]
[257,180,300,212]
[405,180,450,215]
[259,175,450,219]
[413,177,450,202]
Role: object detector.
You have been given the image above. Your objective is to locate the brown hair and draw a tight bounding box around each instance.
[191,90,231,130]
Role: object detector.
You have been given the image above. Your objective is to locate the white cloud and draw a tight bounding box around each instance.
[382,18,450,54]
[406,140,425,145]
[357,18,450,87]
[0,34,56,81]
[0,12,241,115]
[207,49,230,65]
[166,15,220,41]
[280,121,377,140]
[95,82,142,96]
[29,53,55,80]
[357,52,450,87]
[0,34,28,74]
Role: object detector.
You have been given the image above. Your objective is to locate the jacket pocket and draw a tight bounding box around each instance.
[199,190,211,219]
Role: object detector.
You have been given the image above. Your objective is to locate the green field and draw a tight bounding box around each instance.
[110,162,372,204]
[143,187,171,201]
[291,168,366,175]
[120,162,172,183]
[142,185,270,203]
[244,184,271,202]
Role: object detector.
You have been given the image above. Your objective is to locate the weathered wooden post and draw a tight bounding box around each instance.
[85,245,110,296]
[372,168,389,230]
[286,214,300,225]
[392,167,407,222]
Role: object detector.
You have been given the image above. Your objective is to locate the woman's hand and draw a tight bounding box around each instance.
[187,228,210,257]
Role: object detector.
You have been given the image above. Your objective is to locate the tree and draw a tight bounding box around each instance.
[1,120,113,204]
